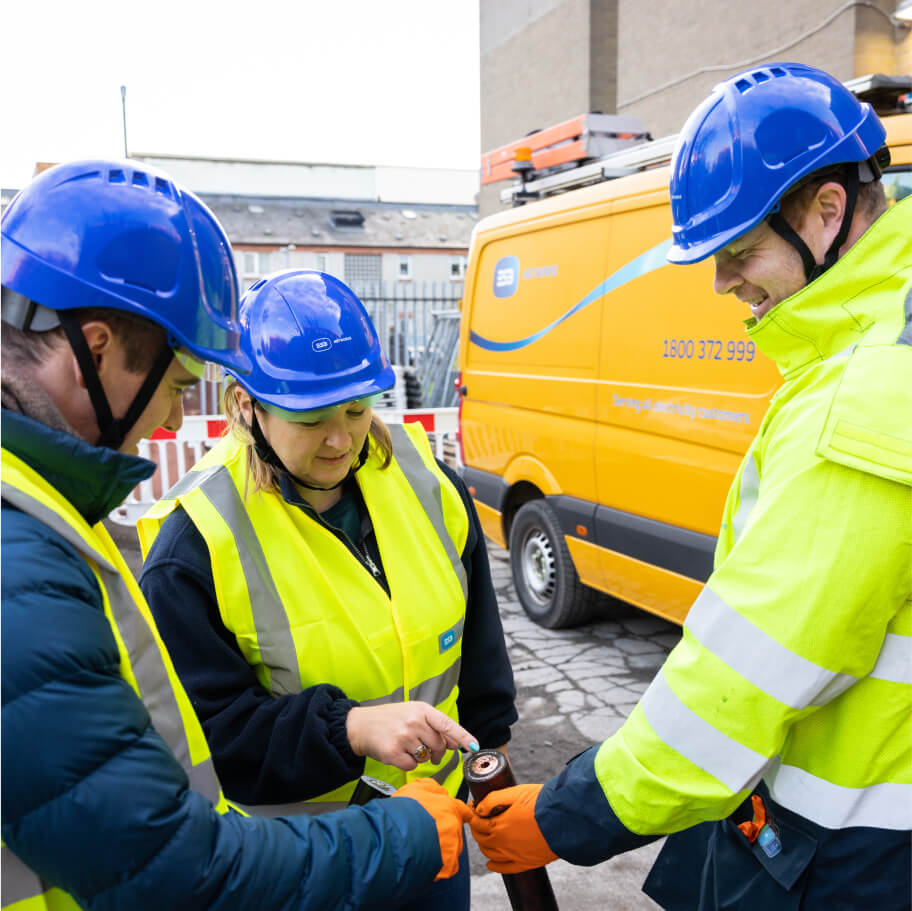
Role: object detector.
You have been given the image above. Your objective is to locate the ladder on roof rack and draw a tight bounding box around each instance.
[481,112,650,186]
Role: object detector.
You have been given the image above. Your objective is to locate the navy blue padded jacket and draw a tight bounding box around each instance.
[1,409,443,910]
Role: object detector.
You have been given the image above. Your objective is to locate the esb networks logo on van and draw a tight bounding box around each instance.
[493,256,520,298]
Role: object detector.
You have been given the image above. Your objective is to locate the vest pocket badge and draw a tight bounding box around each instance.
[439,627,458,652]
[757,822,782,858]
[738,794,782,858]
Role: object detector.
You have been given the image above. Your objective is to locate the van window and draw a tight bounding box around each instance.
[883,168,912,207]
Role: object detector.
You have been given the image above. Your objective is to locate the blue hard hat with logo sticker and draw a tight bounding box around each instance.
[667,62,886,265]
[1,159,250,373]
[228,269,395,412]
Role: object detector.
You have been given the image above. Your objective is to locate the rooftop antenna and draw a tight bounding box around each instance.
[120,85,129,158]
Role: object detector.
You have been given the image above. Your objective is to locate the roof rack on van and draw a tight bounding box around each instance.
[497,133,678,205]
[843,73,912,115]
[492,74,912,207]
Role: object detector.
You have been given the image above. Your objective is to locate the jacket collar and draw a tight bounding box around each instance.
[1,409,155,526]
[747,198,911,381]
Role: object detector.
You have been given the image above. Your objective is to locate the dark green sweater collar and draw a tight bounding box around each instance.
[2,409,155,526]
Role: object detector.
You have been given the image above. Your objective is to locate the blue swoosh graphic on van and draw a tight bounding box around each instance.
[469,237,673,352]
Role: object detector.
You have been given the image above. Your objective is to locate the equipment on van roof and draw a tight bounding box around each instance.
[487,74,912,208]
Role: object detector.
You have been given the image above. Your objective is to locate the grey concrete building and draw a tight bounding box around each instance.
[479,0,912,215]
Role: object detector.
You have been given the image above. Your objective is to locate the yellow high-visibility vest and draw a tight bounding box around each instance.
[1,449,229,911]
[140,422,470,814]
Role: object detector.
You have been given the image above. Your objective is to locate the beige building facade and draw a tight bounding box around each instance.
[480,0,912,214]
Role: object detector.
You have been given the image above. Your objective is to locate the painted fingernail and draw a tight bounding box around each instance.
[469,741,480,752]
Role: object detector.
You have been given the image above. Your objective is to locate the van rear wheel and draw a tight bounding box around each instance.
[509,499,598,629]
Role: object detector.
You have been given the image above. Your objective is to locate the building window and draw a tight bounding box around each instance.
[397,255,412,280]
[344,253,382,284]
[239,250,270,291]
[449,255,467,279]
[315,253,327,272]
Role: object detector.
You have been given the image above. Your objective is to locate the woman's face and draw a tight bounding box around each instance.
[237,389,372,490]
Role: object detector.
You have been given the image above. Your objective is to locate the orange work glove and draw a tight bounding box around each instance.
[468,783,558,874]
[394,778,472,879]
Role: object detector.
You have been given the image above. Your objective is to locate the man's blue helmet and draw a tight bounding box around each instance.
[228,269,395,412]
[1,158,250,374]
[667,62,886,265]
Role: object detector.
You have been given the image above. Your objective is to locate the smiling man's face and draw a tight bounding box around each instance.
[711,219,808,321]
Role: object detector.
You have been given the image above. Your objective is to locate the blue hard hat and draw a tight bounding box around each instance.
[1,159,251,373]
[229,269,395,411]
[667,62,886,264]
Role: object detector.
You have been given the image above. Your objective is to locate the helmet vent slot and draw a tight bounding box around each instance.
[108,169,126,184]
[735,78,752,93]
[154,177,173,198]
[132,171,149,188]
[770,66,787,78]
[753,71,771,84]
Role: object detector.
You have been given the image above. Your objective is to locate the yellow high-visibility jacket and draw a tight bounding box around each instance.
[535,198,912,908]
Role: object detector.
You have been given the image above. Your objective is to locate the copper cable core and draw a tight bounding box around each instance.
[470,753,501,776]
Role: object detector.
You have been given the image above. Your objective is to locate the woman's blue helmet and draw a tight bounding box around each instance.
[1,159,250,373]
[667,62,886,265]
[228,269,395,412]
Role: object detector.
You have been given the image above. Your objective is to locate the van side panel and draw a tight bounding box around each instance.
[593,194,781,540]
[461,209,614,514]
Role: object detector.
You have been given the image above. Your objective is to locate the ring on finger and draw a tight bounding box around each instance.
[412,743,431,763]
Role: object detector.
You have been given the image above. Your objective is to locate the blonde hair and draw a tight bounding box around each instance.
[222,380,393,495]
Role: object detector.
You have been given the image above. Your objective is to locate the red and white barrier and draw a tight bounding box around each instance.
[110,408,460,526]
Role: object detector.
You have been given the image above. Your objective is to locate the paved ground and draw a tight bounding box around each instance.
[466,542,680,910]
[108,519,680,909]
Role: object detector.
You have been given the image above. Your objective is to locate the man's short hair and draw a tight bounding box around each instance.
[779,163,887,225]
[2,308,167,373]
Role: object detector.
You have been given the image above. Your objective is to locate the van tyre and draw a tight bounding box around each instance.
[509,499,598,629]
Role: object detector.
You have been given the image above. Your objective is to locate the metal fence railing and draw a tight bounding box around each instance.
[352,281,463,408]
[182,281,463,416]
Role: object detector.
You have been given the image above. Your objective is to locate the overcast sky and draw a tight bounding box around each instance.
[1,0,481,189]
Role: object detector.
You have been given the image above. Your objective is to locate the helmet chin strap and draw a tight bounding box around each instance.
[57,310,173,451]
[249,404,369,492]
[766,163,860,286]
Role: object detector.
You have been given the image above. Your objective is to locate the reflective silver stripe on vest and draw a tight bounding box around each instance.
[357,656,461,708]
[1,843,46,905]
[411,657,461,706]
[898,285,912,346]
[765,756,912,830]
[232,799,348,817]
[235,749,463,816]
[431,747,462,785]
[640,669,768,794]
[162,465,301,696]
[686,587,858,709]
[731,452,759,545]
[387,424,468,602]
[870,632,912,685]
[1,484,222,807]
